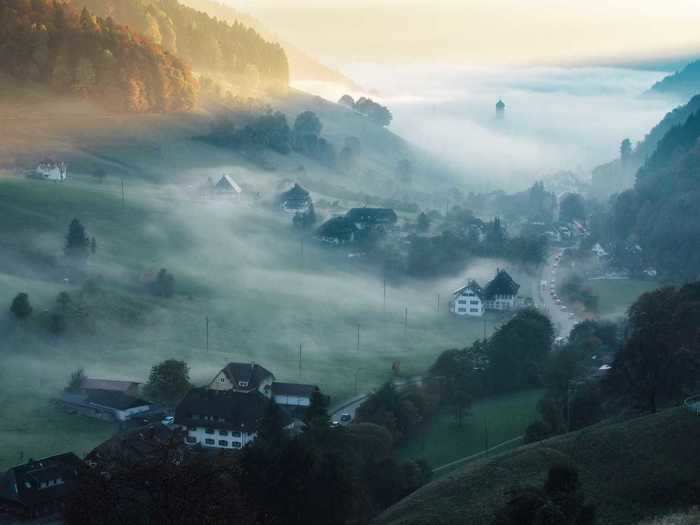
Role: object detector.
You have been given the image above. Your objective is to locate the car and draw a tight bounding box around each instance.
[555,299,561,304]
[569,313,576,319]
[340,413,352,423]
[161,416,175,426]
[330,421,341,428]
[561,305,567,311]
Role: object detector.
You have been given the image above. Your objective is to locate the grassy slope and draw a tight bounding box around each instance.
[376,408,700,525]
[589,279,660,319]
[0,91,494,468]
[398,389,543,470]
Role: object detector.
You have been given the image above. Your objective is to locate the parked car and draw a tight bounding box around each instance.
[161,416,175,426]
[340,413,352,423]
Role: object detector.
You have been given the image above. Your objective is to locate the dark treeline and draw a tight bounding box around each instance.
[74,0,289,92]
[0,0,197,112]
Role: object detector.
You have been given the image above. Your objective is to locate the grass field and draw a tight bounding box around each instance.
[398,389,543,469]
[0,172,523,469]
[378,408,700,525]
[588,278,660,319]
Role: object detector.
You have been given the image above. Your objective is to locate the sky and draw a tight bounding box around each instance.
[231,0,700,65]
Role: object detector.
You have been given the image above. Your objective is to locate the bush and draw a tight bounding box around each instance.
[9,293,32,319]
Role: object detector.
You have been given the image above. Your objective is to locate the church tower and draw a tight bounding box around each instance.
[496,99,505,119]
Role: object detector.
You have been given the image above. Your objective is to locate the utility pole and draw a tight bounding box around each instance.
[484,418,490,456]
[354,368,362,395]
[383,273,387,315]
[356,324,360,352]
[298,343,302,376]
[404,307,408,336]
[120,179,125,209]
[436,294,440,313]
[205,316,209,352]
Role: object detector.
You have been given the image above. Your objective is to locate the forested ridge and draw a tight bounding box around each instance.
[0,0,197,112]
[72,0,289,92]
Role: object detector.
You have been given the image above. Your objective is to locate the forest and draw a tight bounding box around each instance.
[0,0,197,112]
[73,0,289,93]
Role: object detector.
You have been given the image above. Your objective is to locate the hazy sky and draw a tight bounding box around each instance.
[232,0,700,65]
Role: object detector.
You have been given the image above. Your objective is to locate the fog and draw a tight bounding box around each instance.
[295,64,677,189]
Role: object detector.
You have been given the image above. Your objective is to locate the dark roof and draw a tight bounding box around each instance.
[484,269,520,299]
[453,280,484,300]
[85,390,149,411]
[215,175,241,193]
[272,382,316,398]
[279,184,311,206]
[346,208,397,225]
[317,216,359,239]
[496,99,505,109]
[87,425,187,469]
[0,453,82,510]
[175,388,289,432]
[221,362,274,391]
[80,378,141,393]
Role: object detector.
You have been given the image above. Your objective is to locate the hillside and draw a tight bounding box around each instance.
[0,0,196,113]
[178,0,358,88]
[651,59,700,100]
[609,108,700,280]
[375,408,700,525]
[72,0,288,94]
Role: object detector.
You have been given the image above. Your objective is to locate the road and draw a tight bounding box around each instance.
[329,376,423,425]
[532,248,578,338]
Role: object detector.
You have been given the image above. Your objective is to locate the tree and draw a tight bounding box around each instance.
[151,269,175,298]
[144,359,191,405]
[56,291,72,312]
[416,212,430,233]
[620,138,632,161]
[304,387,330,433]
[65,368,86,393]
[606,285,700,412]
[293,111,322,137]
[257,398,288,448]
[65,219,90,260]
[559,193,586,224]
[338,94,355,108]
[10,293,32,319]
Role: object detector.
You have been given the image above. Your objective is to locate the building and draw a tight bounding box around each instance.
[450,269,523,317]
[0,453,81,520]
[175,362,319,449]
[483,269,521,311]
[175,388,292,450]
[449,280,485,317]
[496,99,506,119]
[346,207,398,229]
[278,183,312,213]
[34,159,67,181]
[58,389,150,422]
[79,377,142,397]
[317,216,359,244]
[214,174,242,195]
[207,362,275,397]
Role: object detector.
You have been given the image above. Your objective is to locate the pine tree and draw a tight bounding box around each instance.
[10,293,32,319]
[65,219,90,260]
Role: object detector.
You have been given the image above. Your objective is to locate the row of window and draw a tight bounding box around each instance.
[457,307,481,313]
[38,478,64,490]
[458,299,481,306]
[191,414,226,423]
[187,436,243,448]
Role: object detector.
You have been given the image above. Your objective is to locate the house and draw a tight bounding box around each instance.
[58,389,150,422]
[278,183,311,213]
[214,174,242,195]
[496,99,505,118]
[450,269,524,318]
[0,453,81,520]
[175,388,293,450]
[207,362,275,397]
[34,159,67,181]
[272,382,317,418]
[346,207,397,229]
[317,216,359,244]
[449,280,485,317]
[483,268,521,310]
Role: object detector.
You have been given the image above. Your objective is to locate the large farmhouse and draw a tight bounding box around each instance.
[450,269,524,317]
[34,159,67,181]
[56,376,149,422]
[278,183,312,213]
[175,362,319,450]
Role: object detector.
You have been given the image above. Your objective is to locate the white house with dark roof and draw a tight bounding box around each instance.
[450,269,524,318]
[34,159,67,181]
[214,174,242,195]
[207,362,275,397]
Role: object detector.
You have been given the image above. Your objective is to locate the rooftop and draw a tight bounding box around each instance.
[221,362,274,391]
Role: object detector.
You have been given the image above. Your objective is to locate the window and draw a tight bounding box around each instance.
[219,377,225,383]
[470,308,479,313]
[232,442,242,448]
[458,307,466,313]
[458,299,467,305]
[470,300,479,305]
[205,428,214,434]
[231,431,241,438]
[40,482,47,489]
[219,430,228,436]
[238,381,248,388]
[218,440,228,447]
[186,436,197,444]
[204,438,215,445]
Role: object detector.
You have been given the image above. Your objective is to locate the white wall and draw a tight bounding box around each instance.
[273,395,310,406]
[184,426,255,449]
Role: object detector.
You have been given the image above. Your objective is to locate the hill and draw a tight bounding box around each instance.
[0,0,196,112]
[375,408,700,525]
[72,0,288,94]
[610,107,700,279]
[177,0,358,88]
[590,94,700,199]
[651,59,700,100]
